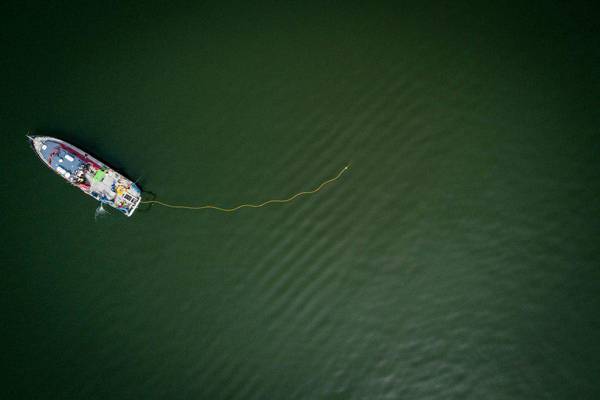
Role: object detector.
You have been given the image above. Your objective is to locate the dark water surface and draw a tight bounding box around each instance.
[2,2,599,399]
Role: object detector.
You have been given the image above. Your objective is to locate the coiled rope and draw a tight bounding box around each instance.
[140,164,349,212]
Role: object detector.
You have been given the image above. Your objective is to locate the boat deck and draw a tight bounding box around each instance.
[29,135,142,217]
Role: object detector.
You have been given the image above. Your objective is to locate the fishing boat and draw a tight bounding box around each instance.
[27,135,142,217]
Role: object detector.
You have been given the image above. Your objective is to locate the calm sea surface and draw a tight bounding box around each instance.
[2,2,599,399]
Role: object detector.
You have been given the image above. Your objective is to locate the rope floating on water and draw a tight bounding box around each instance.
[140,164,350,212]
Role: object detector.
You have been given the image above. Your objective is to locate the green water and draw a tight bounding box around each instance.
[2,2,600,399]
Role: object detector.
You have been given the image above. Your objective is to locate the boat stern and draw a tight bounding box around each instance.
[126,195,142,217]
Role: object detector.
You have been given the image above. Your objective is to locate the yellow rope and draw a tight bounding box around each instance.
[140,164,349,212]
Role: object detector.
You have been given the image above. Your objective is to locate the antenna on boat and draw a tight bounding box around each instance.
[140,164,350,213]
